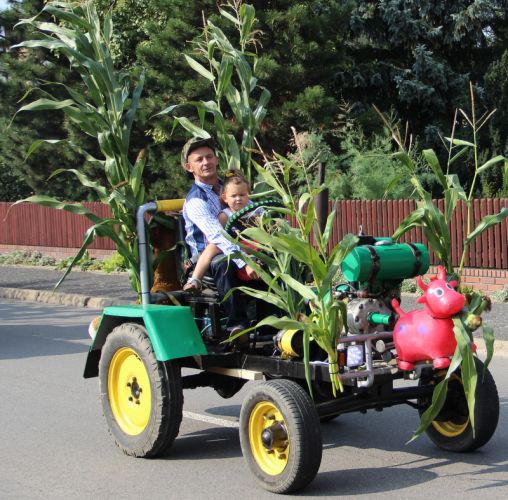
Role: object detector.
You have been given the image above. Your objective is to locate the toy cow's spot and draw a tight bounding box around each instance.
[391,265,465,370]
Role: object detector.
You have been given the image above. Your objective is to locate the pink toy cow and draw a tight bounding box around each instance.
[391,266,466,370]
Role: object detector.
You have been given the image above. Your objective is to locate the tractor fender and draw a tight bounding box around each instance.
[83,304,207,378]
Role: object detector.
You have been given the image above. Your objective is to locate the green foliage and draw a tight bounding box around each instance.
[384,86,505,440]
[101,251,128,273]
[400,279,418,294]
[341,1,507,137]
[227,152,358,396]
[3,0,508,200]
[0,250,56,266]
[55,251,102,271]
[334,125,415,200]
[491,284,508,303]
[385,85,507,275]
[485,49,508,195]
[0,157,33,201]
[11,1,149,295]
[0,0,92,200]
[157,1,270,183]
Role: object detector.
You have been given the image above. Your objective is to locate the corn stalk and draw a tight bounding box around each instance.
[226,152,357,396]
[376,85,506,439]
[10,0,147,296]
[156,1,269,183]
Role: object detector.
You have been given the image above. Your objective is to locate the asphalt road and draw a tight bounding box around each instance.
[1,299,507,499]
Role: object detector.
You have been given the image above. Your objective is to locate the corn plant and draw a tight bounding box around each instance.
[226,152,358,396]
[10,1,147,296]
[157,1,269,184]
[377,84,507,439]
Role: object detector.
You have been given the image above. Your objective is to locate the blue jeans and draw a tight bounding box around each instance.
[209,255,249,329]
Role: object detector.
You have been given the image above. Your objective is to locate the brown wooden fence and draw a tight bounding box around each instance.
[0,202,116,250]
[1,199,507,269]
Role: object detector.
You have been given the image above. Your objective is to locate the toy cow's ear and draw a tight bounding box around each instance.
[438,265,446,280]
[417,295,426,304]
[417,275,428,292]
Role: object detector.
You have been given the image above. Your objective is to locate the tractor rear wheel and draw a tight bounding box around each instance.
[419,357,499,452]
[99,323,183,457]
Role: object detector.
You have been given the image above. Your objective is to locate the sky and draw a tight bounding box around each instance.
[0,1,9,12]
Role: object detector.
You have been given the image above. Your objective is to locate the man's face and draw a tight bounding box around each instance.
[184,146,218,184]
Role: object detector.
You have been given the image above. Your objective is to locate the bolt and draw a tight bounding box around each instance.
[126,382,131,387]
[128,397,133,402]
[278,454,286,460]
[135,400,140,405]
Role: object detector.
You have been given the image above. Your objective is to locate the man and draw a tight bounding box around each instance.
[181,137,256,331]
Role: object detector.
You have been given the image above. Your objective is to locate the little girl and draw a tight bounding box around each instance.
[184,169,257,292]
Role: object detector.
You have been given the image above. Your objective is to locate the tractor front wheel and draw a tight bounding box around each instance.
[99,323,183,457]
[239,379,322,493]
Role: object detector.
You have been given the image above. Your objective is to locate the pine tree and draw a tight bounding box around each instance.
[0,0,93,200]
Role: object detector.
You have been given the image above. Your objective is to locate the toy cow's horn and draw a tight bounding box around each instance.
[417,275,428,292]
[438,265,446,280]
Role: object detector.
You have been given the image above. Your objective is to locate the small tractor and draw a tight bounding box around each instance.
[84,199,499,494]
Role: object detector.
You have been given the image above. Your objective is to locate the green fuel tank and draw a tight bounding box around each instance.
[341,240,429,283]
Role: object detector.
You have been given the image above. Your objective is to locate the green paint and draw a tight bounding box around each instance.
[93,304,207,360]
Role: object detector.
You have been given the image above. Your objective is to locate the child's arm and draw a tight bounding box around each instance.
[184,243,222,291]
[218,211,229,227]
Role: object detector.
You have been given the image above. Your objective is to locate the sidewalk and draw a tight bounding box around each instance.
[1,264,507,349]
[0,264,134,308]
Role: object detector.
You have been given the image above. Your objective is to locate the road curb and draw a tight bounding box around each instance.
[0,286,131,308]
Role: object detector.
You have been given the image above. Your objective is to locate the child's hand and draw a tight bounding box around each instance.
[244,265,258,280]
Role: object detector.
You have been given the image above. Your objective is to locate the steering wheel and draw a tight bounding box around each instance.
[224,198,284,235]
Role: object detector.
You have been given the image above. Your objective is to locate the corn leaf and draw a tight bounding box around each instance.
[482,324,495,373]
[464,209,508,246]
[447,137,475,148]
[477,155,505,174]
[423,149,447,188]
[409,348,463,441]
[184,54,215,81]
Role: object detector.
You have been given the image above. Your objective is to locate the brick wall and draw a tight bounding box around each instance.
[0,244,114,260]
[424,266,507,293]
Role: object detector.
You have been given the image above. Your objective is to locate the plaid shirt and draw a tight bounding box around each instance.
[183,180,245,268]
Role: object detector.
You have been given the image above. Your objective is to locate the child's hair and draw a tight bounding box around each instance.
[223,168,250,192]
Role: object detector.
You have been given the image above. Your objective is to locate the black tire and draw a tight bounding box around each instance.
[419,357,499,452]
[99,323,183,457]
[214,376,247,399]
[239,379,322,493]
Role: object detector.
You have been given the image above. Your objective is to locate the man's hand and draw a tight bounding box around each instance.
[244,265,258,280]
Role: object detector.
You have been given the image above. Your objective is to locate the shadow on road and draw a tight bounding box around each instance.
[164,426,241,461]
[0,302,91,360]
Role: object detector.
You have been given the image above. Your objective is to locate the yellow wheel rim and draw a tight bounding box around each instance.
[108,347,152,436]
[248,402,289,476]
[431,373,469,437]
[431,419,469,437]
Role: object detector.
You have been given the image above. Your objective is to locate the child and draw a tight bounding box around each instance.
[184,169,257,292]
